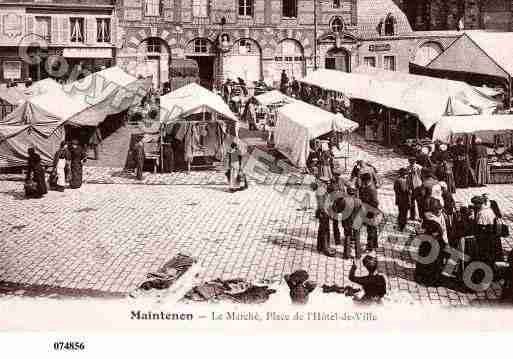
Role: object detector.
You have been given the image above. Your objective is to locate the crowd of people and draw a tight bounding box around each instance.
[24,140,87,199]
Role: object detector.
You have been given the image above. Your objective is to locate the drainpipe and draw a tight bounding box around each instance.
[314,1,318,70]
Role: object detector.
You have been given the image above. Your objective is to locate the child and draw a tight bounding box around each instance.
[349,255,386,303]
[284,270,316,305]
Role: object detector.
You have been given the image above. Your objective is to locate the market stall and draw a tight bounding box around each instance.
[433,114,513,183]
[274,100,358,169]
[253,90,295,132]
[158,83,238,172]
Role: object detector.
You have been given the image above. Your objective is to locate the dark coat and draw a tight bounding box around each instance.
[394,176,410,206]
[359,183,379,209]
[26,153,47,197]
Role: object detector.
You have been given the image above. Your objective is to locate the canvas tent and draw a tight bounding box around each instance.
[274,101,358,168]
[432,114,513,143]
[300,68,499,130]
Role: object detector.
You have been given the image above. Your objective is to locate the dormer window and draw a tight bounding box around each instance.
[330,17,345,33]
[384,13,396,36]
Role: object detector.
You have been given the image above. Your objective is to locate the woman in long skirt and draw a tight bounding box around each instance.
[69,140,86,189]
[436,144,456,194]
[226,142,242,192]
[25,148,48,199]
[55,152,67,192]
[473,138,489,186]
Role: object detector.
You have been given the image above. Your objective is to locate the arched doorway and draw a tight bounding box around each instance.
[413,42,443,66]
[276,39,305,80]
[137,37,170,89]
[325,47,350,72]
[224,38,262,85]
[185,38,216,89]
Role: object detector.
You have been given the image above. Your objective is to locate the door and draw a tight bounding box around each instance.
[325,48,350,72]
[147,57,160,89]
[187,56,214,89]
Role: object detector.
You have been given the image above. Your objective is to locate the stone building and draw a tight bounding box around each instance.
[114,0,460,90]
[0,0,117,83]
[398,0,513,31]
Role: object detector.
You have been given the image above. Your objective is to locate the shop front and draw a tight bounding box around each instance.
[62,47,114,77]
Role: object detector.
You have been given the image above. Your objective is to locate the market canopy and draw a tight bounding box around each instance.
[274,101,358,168]
[254,90,295,106]
[300,68,499,130]
[0,78,62,105]
[159,83,237,124]
[432,114,513,142]
[63,66,152,126]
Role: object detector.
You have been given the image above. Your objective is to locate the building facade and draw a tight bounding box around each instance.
[0,0,117,83]
[115,0,459,90]
[399,0,513,31]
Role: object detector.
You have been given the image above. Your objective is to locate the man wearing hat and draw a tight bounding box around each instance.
[394,168,410,232]
[333,190,364,259]
[406,157,422,221]
[359,172,380,251]
[416,146,432,169]
[314,179,336,257]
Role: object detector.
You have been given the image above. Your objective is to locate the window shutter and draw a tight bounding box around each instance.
[60,16,68,45]
[26,15,35,37]
[182,0,192,22]
[164,0,174,21]
[86,17,96,44]
[110,17,117,46]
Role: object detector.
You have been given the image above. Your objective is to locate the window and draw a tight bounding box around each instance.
[332,0,341,9]
[194,38,208,53]
[330,17,344,32]
[97,19,110,43]
[384,13,396,36]
[238,39,252,54]
[70,18,84,43]
[145,0,161,17]
[146,38,162,53]
[192,0,209,18]
[239,0,253,17]
[282,0,297,18]
[383,56,396,71]
[3,61,22,80]
[36,17,51,42]
[364,56,376,67]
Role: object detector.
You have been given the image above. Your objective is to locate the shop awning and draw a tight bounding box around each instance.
[433,114,513,142]
[274,101,358,168]
[159,83,237,124]
[63,48,113,59]
[300,68,499,129]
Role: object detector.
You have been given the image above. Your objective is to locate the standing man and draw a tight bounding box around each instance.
[332,188,363,259]
[89,127,102,161]
[394,168,410,232]
[359,172,380,252]
[134,138,145,181]
[69,140,86,189]
[280,70,289,94]
[406,157,423,221]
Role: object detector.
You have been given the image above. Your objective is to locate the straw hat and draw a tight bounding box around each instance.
[421,147,429,155]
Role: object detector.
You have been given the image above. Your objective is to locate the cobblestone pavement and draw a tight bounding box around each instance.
[1,135,513,306]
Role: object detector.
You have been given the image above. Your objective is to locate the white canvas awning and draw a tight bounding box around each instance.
[254,90,294,106]
[275,101,358,168]
[433,114,513,142]
[159,83,237,124]
[301,68,499,130]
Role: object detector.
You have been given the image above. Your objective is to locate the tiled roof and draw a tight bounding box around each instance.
[357,0,413,39]
[464,31,513,77]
